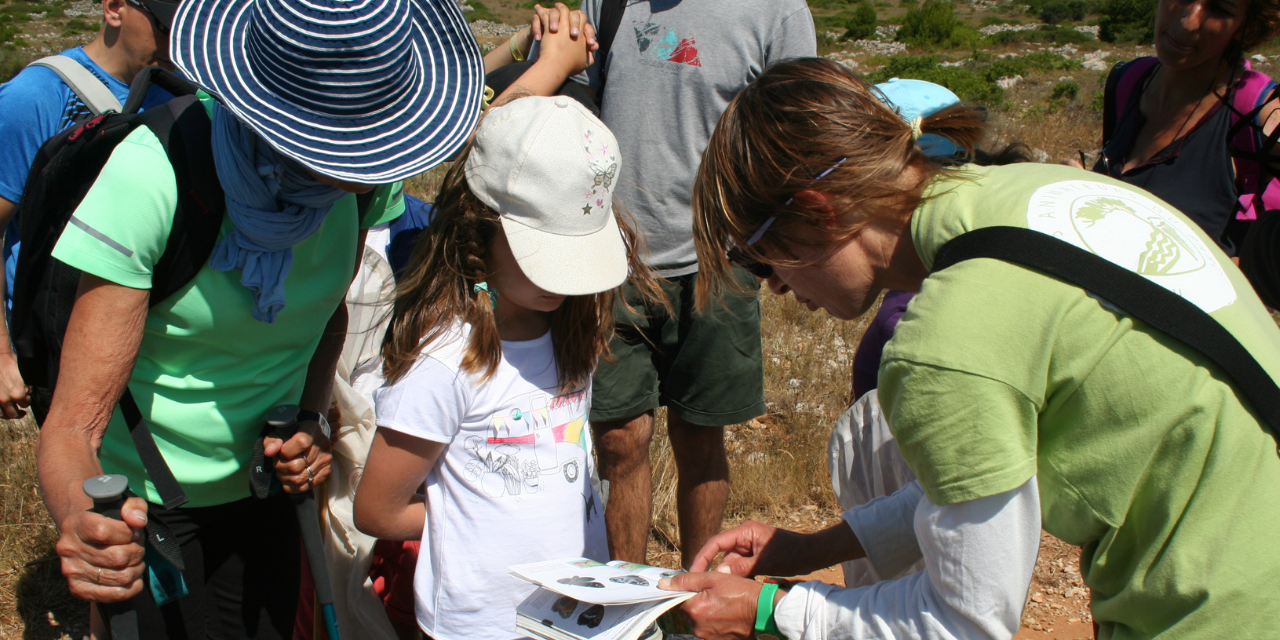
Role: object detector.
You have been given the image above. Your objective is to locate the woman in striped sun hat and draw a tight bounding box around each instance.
[36,0,600,638]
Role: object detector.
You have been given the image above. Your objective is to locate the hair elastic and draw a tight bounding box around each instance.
[910,116,924,141]
[473,282,498,309]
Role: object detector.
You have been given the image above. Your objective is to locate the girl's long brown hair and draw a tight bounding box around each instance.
[691,57,987,308]
[382,140,662,393]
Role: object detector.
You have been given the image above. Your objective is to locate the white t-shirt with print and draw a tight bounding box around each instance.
[374,325,608,640]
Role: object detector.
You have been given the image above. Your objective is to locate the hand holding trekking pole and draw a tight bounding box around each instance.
[266,405,343,640]
[262,408,332,493]
[55,475,147,604]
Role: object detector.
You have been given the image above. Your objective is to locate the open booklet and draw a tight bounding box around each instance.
[510,558,694,640]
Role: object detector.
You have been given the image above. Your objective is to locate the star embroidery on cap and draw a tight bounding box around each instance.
[583,204,593,215]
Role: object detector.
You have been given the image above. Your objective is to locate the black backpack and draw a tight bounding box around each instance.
[11,67,226,509]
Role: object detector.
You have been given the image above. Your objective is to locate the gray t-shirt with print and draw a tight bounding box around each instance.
[575,0,816,277]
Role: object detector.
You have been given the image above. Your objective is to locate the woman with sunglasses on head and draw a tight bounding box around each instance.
[658,57,1280,640]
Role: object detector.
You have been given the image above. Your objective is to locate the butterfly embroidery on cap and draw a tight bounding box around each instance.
[582,129,618,215]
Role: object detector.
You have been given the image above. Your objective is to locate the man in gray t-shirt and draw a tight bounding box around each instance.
[576,0,815,566]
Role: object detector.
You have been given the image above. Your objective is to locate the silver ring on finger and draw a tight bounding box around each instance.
[306,466,315,483]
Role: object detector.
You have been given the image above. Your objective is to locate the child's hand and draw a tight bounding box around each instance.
[531,3,598,77]
[531,3,598,50]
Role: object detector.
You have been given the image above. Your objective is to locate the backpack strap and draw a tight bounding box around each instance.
[1103,57,1159,147]
[593,0,628,103]
[142,94,226,306]
[932,226,1280,441]
[27,55,123,117]
[1225,64,1280,221]
[101,91,224,511]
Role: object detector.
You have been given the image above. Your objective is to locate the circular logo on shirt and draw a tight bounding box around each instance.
[1026,180,1236,313]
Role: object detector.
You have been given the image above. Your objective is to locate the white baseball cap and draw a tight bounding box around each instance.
[465,96,629,296]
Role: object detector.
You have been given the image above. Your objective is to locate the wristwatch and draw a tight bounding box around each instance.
[297,409,331,439]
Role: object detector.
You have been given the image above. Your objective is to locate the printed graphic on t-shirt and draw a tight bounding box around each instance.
[463,388,594,500]
[1026,180,1236,312]
[632,20,702,69]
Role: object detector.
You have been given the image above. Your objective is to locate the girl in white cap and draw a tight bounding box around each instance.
[353,95,661,640]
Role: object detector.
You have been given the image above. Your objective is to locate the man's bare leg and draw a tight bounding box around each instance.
[667,413,730,569]
[592,412,655,563]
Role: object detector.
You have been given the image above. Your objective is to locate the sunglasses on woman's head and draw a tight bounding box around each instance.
[726,246,773,279]
[724,156,847,280]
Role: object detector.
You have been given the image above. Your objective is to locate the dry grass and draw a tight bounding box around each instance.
[1,417,87,640]
[643,293,879,568]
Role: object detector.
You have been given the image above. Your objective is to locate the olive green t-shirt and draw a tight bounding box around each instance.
[878,163,1280,639]
[52,96,404,507]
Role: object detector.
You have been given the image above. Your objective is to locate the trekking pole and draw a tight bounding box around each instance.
[82,474,140,640]
[266,405,342,640]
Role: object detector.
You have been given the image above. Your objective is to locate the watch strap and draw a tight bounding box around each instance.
[297,409,330,438]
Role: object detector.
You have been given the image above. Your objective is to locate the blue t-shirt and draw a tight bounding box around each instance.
[0,46,170,307]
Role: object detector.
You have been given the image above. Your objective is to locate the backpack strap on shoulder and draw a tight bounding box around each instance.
[1225,64,1280,221]
[933,226,1280,442]
[141,94,226,306]
[593,0,628,103]
[1104,57,1159,146]
[28,55,123,116]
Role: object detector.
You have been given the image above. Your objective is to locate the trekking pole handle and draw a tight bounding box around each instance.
[82,474,141,640]
[267,404,301,441]
[83,474,130,520]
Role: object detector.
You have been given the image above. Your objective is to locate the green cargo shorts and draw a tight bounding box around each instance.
[590,269,766,426]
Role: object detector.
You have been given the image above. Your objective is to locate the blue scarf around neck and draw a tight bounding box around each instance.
[209,105,346,323]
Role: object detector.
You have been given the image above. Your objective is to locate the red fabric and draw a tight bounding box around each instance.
[369,539,421,626]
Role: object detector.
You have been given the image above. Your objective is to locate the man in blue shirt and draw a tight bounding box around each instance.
[0,0,174,419]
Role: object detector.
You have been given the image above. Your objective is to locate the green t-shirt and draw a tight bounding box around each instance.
[878,164,1280,639]
[52,95,405,507]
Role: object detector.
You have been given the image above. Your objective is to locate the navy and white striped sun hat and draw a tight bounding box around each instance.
[171,0,484,184]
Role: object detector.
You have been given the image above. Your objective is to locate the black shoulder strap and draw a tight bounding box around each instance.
[594,0,627,102]
[932,226,1280,440]
[119,389,187,509]
[1101,61,1128,147]
[112,88,221,511]
[144,95,226,306]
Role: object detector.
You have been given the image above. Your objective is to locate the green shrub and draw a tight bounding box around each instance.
[62,17,95,37]
[468,0,501,22]
[980,23,1093,45]
[0,44,31,83]
[842,1,880,40]
[1039,0,1088,23]
[1097,0,1155,42]
[1020,50,1083,71]
[987,58,1028,81]
[896,0,978,48]
[980,16,1020,26]
[1091,88,1105,110]
[0,16,23,46]
[1051,80,1080,100]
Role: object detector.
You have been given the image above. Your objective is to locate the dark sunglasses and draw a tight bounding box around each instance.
[724,156,848,280]
[727,246,773,279]
[126,0,175,35]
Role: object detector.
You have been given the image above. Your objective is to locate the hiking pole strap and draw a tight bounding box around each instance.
[932,226,1280,440]
[119,389,188,510]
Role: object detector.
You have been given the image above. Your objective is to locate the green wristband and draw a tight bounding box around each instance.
[754,581,783,638]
